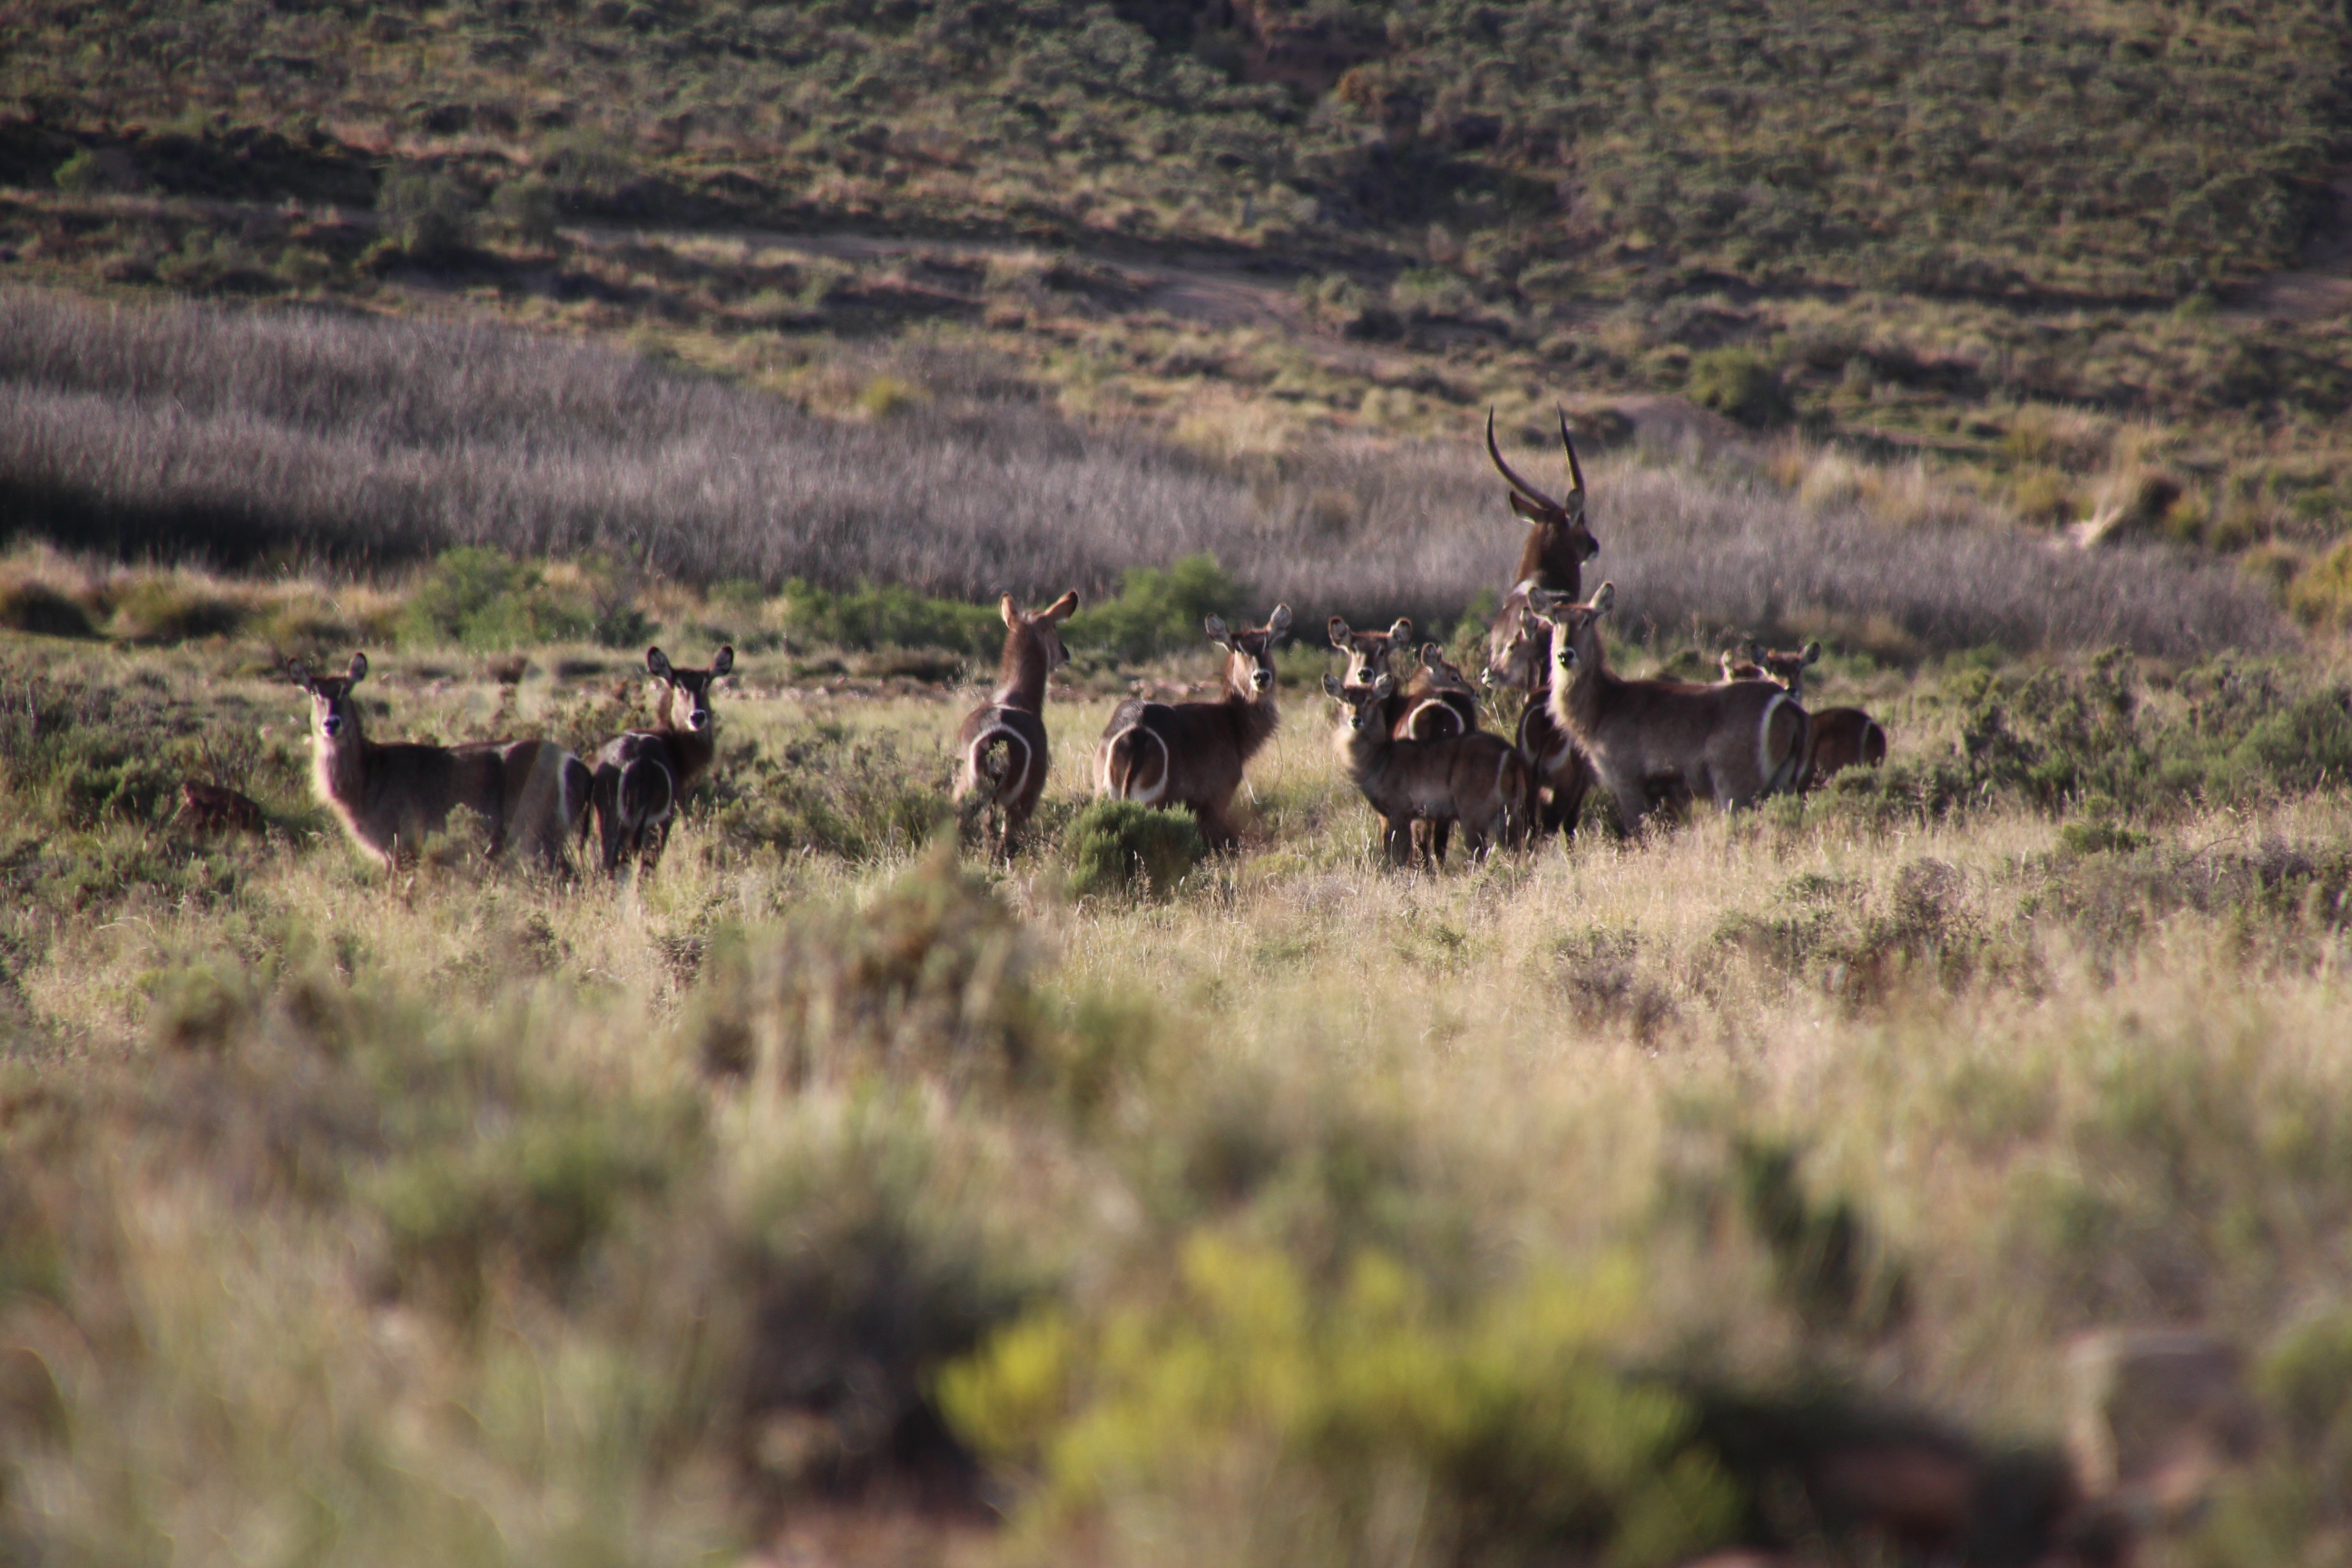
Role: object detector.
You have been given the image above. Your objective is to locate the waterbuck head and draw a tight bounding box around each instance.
[1007,590,1079,669]
[1328,615,1415,691]
[1486,407,1600,593]
[1526,583,1616,681]
[289,652,370,745]
[645,644,735,734]
[1418,642,1478,701]
[1748,642,1821,701]
[1484,580,1553,692]
[1322,670,1395,733]
[1206,605,1293,700]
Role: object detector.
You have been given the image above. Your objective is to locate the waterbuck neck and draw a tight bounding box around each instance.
[992,622,1053,712]
[1514,534,1585,599]
[1547,630,1618,745]
[1224,685,1281,765]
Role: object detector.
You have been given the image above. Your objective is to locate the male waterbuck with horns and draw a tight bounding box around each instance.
[1096,606,1292,848]
[1326,672,1533,868]
[1721,642,1888,789]
[1482,407,1600,843]
[956,590,1079,858]
[289,652,579,873]
[1527,584,1808,836]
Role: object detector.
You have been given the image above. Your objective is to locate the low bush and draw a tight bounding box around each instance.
[711,726,949,861]
[776,579,1002,658]
[103,575,248,642]
[940,1240,1739,1566]
[0,578,96,638]
[1063,800,1206,899]
[399,547,593,650]
[1067,554,1239,662]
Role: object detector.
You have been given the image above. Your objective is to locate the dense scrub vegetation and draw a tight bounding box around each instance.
[4,0,2350,601]
[3,621,2352,1563]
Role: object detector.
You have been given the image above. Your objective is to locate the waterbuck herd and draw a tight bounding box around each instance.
[289,414,1887,877]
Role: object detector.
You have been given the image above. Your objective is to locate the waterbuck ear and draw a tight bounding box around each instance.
[1387,617,1414,643]
[1203,614,1231,645]
[1507,490,1552,524]
[1322,671,1346,698]
[1328,615,1352,649]
[1421,642,1445,670]
[646,646,673,680]
[286,657,313,691]
[1370,672,1396,699]
[711,646,735,676]
[1266,603,1292,641]
[1803,642,1822,665]
[1000,593,1019,630]
[1590,583,1617,614]
[346,652,368,684]
[1525,585,1564,614]
[1044,590,1079,621]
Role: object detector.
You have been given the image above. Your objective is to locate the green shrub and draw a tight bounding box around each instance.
[399,548,593,650]
[712,725,950,860]
[776,579,1001,657]
[104,577,247,642]
[52,146,147,195]
[940,1239,1739,1566]
[1064,799,1206,899]
[377,167,475,261]
[2287,538,2352,628]
[0,579,97,638]
[487,176,561,245]
[1067,554,1238,662]
[1686,348,1792,429]
[684,845,1044,1093]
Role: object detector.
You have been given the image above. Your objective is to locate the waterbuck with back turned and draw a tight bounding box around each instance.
[956,590,1079,858]
[289,652,579,874]
[587,645,732,876]
[1325,672,1533,868]
[1482,407,1601,843]
[1527,584,1808,836]
[1095,605,1292,848]
[1721,642,1888,789]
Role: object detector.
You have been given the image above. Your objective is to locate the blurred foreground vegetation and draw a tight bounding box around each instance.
[2,598,2351,1562]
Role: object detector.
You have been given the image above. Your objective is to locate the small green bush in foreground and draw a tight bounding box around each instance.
[1064,799,1207,899]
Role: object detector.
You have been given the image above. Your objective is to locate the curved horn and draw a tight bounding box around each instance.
[1556,407,1587,500]
[1485,408,1560,513]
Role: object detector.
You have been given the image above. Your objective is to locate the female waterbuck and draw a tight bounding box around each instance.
[955,590,1079,858]
[1325,672,1532,868]
[289,652,579,873]
[1482,408,1602,844]
[1721,642,1887,789]
[1329,616,1479,740]
[1095,605,1292,848]
[1527,584,1808,836]
[587,645,732,876]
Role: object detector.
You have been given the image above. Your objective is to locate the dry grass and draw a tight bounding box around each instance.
[0,287,2290,660]
[4,629,2351,1563]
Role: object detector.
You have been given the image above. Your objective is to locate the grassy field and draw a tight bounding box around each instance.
[2,558,2351,1563]
[5,1,2352,620]
[5,1,2352,1558]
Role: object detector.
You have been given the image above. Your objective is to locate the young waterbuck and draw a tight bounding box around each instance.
[955,590,1079,858]
[587,645,732,876]
[1095,605,1292,848]
[1325,672,1533,868]
[1329,615,1479,740]
[1720,642,1888,789]
[1527,584,1808,836]
[289,652,578,873]
[1482,408,1603,844]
